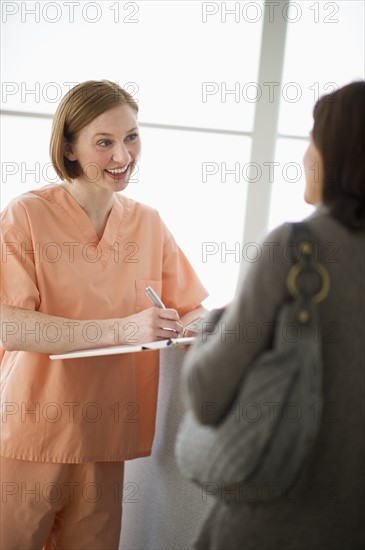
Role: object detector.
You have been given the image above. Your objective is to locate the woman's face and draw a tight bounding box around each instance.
[65,104,141,192]
[303,132,324,205]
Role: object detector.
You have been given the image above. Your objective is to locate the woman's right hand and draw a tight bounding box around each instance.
[120,307,183,345]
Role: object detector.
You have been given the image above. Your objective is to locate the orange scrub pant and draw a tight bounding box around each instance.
[0,456,125,550]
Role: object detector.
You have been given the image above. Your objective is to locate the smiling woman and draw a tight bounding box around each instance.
[48,81,142,238]
[0,79,208,549]
[50,80,139,184]
[61,103,141,238]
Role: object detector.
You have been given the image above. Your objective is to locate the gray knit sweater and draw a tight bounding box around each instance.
[181,207,365,550]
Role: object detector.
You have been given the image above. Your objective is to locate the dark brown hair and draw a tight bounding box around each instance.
[312,80,365,231]
[50,80,138,182]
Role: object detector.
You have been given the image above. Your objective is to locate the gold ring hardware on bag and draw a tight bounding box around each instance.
[287,262,330,304]
[299,241,313,255]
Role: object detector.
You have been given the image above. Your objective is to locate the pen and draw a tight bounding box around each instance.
[145,286,165,309]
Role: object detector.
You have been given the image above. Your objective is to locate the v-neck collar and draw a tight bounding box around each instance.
[43,184,128,265]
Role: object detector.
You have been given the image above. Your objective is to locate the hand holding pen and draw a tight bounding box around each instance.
[145,286,183,338]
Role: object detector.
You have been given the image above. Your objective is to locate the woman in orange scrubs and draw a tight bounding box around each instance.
[0,80,208,549]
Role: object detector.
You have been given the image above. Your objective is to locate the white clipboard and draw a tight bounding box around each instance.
[49,336,195,360]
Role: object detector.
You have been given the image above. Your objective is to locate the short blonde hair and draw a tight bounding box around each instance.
[50,80,138,182]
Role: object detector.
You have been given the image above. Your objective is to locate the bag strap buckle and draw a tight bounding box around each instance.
[285,225,331,325]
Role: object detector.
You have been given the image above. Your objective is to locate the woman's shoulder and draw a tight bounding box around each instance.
[260,208,364,280]
[244,207,345,277]
[2,184,58,213]
[265,205,363,245]
[1,184,59,235]
[304,205,364,248]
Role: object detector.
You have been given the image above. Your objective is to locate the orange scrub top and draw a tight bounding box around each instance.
[1,184,208,463]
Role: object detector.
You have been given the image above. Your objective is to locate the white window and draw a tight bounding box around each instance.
[1,1,363,307]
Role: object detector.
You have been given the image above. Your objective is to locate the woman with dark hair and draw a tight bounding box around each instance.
[309,81,365,230]
[181,81,365,550]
